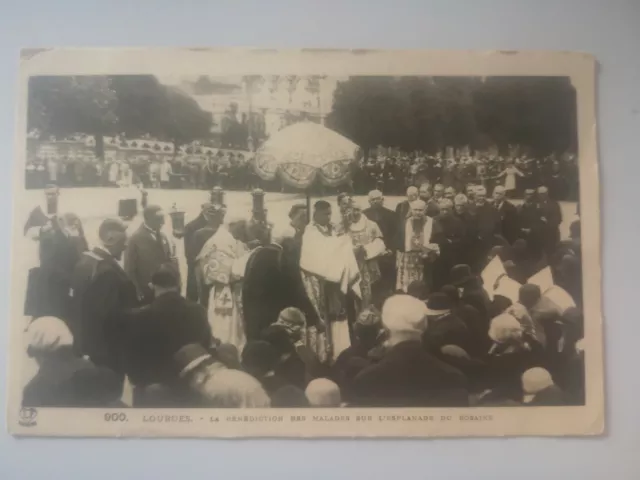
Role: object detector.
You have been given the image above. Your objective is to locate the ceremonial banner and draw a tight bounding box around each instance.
[7,49,602,439]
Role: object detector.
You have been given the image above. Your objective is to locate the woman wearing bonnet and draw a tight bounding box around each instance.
[477,313,544,404]
[22,316,124,408]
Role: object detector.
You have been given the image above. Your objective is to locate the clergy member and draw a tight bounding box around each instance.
[300,200,362,364]
[395,199,439,293]
[337,198,386,309]
[196,215,251,352]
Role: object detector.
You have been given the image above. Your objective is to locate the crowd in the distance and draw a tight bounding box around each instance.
[22,168,584,409]
[25,147,579,202]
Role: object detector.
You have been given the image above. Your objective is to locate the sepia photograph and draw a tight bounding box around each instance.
[7,49,602,438]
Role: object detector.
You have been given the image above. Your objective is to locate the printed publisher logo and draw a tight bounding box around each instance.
[19,407,38,427]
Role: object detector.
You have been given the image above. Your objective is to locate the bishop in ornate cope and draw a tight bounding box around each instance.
[395,199,440,293]
[336,197,386,310]
[300,200,361,364]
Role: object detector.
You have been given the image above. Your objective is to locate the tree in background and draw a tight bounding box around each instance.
[28,76,119,157]
[28,75,214,158]
[326,76,577,157]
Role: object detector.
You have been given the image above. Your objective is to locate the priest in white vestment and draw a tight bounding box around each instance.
[336,198,386,309]
[196,216,252,353]
[300,200,361,364]
[395,199,440,292]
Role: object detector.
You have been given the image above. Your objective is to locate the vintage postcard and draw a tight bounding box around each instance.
[7,48,603,437]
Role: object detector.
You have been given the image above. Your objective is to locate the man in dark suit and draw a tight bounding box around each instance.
[471,186,500,271]
[31,213,88,320]
[351,295,469,407]
[363,189,397,249]
[492,185,520,244]
[122,265,212,406]
[518,188,543,258]
[183,204,208,301]
[70,219,138,380]
[242,225,318,342]
[124,205,176,303]
[430,199,466,290]
[537,186,563,256]
[363,189,398,297]
[418,183,440,218]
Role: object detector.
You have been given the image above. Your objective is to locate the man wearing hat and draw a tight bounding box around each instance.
[351,295,468,407]
[423,292,471,354]
[333,305,387,400]
[122,265,212,406]
[450,264,492,328]
[246,188,273,248]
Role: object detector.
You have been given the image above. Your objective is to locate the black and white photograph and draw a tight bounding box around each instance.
[7,49,602,438]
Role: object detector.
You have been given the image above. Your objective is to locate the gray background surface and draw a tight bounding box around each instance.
[1,1,638,478]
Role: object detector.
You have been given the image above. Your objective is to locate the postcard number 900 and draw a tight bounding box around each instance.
[104,413,127,422]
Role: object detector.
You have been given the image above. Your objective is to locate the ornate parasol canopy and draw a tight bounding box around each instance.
[254,121,359,189]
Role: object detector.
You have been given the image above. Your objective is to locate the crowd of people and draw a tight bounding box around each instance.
[21,172,584,409]
[25,150,259,192]
[352,150,579,201]
[25,148,579,202]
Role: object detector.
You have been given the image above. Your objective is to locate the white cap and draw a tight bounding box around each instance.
[27,316,73,355]
[488,313,523,343]
[382,295,429,334]
[522,367,554,402]
[305,378,342,407]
